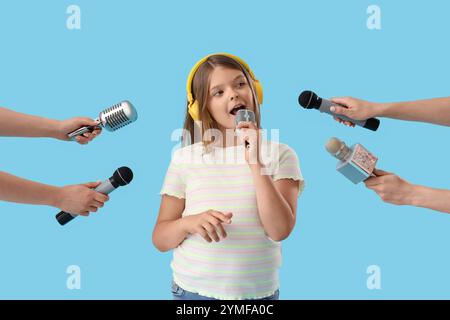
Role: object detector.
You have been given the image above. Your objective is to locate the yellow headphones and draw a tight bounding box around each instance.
[186,53,263,121]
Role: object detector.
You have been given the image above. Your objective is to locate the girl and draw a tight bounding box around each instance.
[153,53,305,300]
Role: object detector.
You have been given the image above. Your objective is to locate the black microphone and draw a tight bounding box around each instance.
[298,90,380,131]
[55,167,134,226]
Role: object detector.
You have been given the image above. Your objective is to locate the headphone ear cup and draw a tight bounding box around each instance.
[188,100,201,121]
[253,80,263,105]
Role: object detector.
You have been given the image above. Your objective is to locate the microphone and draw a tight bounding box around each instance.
[235,109,256,125]
[68,101,138,140]
[235,109,256,148]
[298,90,380,131]
[55,167,134,225]
[325,137,378,184]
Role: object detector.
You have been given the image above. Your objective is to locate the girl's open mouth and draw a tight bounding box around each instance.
[230,105,247,115]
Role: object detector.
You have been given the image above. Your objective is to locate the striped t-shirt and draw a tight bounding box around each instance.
[160,140,304,300]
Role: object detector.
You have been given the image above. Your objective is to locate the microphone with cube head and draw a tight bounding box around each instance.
[68,100,138,140]
[325,137,378,184]
[298,90,380,131]
[55,166,134,226]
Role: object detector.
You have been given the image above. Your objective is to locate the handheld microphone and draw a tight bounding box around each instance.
[55,167,134,225]
[325,137,378,184]
[298,90,380,131]
[68,101,138,140]
[235,109,256,125]
[235,109,256,148]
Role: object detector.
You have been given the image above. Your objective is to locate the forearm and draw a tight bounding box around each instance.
[411,185,450,214]
[152,218,190,252]
[0,171,59,207]
[377,97,450,126]
[0,107,60,138]
[250,164,295,241]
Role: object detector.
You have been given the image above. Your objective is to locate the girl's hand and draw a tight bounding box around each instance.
[236,121,261,165]
[184,210,233,243]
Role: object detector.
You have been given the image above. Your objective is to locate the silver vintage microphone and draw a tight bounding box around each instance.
[68,100,138,140]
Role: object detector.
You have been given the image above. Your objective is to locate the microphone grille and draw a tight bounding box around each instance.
[325,137,342,155]
[106,108,130,131]
[100,101,137,131]
[298,90,313,108]
[113,166,134,186]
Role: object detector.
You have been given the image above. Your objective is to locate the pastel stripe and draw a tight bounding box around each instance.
[160,141,302,299]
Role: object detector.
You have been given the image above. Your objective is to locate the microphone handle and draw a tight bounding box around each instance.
[67,118,102,141]
[56,178,116,226]
[319,99,380,131]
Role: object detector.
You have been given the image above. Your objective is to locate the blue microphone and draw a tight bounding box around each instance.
[325,137,378,184]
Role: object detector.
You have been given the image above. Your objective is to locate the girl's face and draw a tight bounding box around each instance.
[206,66,255,131]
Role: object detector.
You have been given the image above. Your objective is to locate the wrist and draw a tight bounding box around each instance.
[410,184,429,208]
[44,118,62,139]
[46,185,63,209]
[374,102,391,118]
[180,215,194,235]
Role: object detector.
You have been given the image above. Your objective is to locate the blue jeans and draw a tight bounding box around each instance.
[171,281,279,300]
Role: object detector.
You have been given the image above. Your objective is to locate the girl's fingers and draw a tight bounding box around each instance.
[210,211,232,223]
[196,227,213,243]
[237,121,257,130]
[216,223,227,238]
[206,216,228,239]
[202,223,220,242]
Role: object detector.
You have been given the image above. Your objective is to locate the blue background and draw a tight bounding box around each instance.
[0,0,449,299]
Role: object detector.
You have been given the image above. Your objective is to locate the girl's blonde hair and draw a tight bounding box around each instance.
[182,55,261,150]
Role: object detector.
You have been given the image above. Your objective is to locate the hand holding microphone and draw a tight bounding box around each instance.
[329,97,383,128]
[235,109,259,159]
[57,118,102,144]
[67,101,138,141]
[55,182,110,216]
[235,109,260,164]
[364,169,419,205]
[56,166,134,225]
[298,90,380,131]
[235,109,257,147]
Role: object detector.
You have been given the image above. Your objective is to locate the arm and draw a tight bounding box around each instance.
[152,195,189,252]
[330,97,450,127]
[365,169,450,214]
[0,171,59,207]
[0,107,101,144]
[152,195,232,252]
[249,164,299,241]
[237,121,299,241]
[0,171,109,215]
